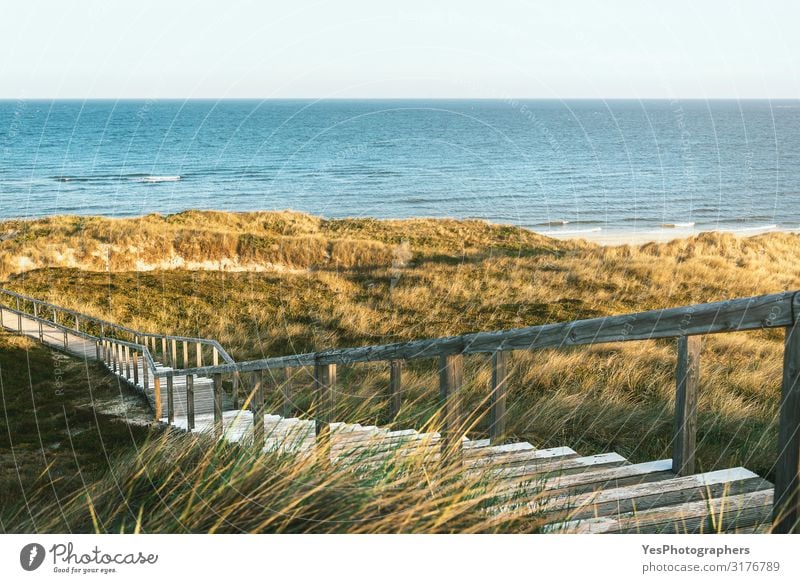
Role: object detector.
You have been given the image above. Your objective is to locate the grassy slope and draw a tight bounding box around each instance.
[2,211,799,525]
[0,331,158,532]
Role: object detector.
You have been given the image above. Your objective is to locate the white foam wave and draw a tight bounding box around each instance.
[134,175,181,183]
[661,222,696,228]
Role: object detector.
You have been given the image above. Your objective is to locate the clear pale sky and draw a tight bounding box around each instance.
[1,0,797,98]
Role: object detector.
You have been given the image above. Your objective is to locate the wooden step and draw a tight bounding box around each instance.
[465,444,581,470]
[529,467,771,524]
[474,452,627,487]
[549,487,775,533]
[488,459,676,504]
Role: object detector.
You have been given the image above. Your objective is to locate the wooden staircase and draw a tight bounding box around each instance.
[1,288,795,534]
[102,348,776,534]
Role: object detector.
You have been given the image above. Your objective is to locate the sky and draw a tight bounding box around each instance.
[0,0,798,99]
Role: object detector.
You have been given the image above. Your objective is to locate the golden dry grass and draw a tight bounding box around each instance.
[2,210,799,484]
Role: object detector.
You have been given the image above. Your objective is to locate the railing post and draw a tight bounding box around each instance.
[133,351,139,386]
[186,374,195,430]
[143,356,149,391]
[170,338,177,368]
[95,341,102,360]
[389,360,402,419]
[232,372,240,410]
[153,377,162,422]
[439,352,464,460]
[182,340,189,369]
[774,319,800,533]
[489,350,510,444]
[213,346,219,366]
[281,367,292,418]
[161,336,167,364]
[196,342,203,368]
[213,373,223,439]
[314,361,336,461]
[251,370,265,448]
[166,375,174,424]
[125,345,132,379]
[673,335,701,476]
[74,314,80,331]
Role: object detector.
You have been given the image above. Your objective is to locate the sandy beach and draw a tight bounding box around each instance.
[542,224,789,246]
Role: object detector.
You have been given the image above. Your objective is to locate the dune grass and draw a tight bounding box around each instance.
[1,210,798,532]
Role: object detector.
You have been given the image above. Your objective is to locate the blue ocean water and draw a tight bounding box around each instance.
[1,99,799,235]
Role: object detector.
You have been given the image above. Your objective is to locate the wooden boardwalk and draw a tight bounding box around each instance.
[1,289,793,534]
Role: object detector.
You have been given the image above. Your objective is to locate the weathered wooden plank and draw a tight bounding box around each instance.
[166,376,175,424]
[313,291,795,365]
[477,452,627,482]
[389,360,402,419]
[314,363,336,436]
[551,488,774,534]
[186,374,195,430]
[142,355,149,390]
[213,373,223,438]
[314,362,336,463]
[196,342,203,368]
[489,350,510,443]
[153,377,162,423]
[774,315,800,534]
[231,372,240,410]
[183,340,189,369]
[281,367,292,418]
[164,292,797,376]
[673,335,701,476]
[251,370,265,447]
[537,468,769,523]
[465,445,578,469]
[540,459,674,496]
[132,351,139,385]
[439,353,464,459]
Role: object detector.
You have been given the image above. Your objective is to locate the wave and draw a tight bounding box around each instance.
[133,175,181,183]
[661,222,696,228]
[536,219,570,226]
[53,174,182,184]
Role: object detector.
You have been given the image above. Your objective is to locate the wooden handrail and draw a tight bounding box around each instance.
[0,288,235,365]
[155,291,795,377]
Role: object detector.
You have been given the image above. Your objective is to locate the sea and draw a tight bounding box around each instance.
[1,99,799,237]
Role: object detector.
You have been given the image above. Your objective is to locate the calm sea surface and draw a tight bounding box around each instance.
[1,99,799,235]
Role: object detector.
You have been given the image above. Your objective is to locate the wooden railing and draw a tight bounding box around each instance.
[1,288,798,533]
[0,288,235,368]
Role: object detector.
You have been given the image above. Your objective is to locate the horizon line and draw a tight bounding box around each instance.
[1,96,800,102]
